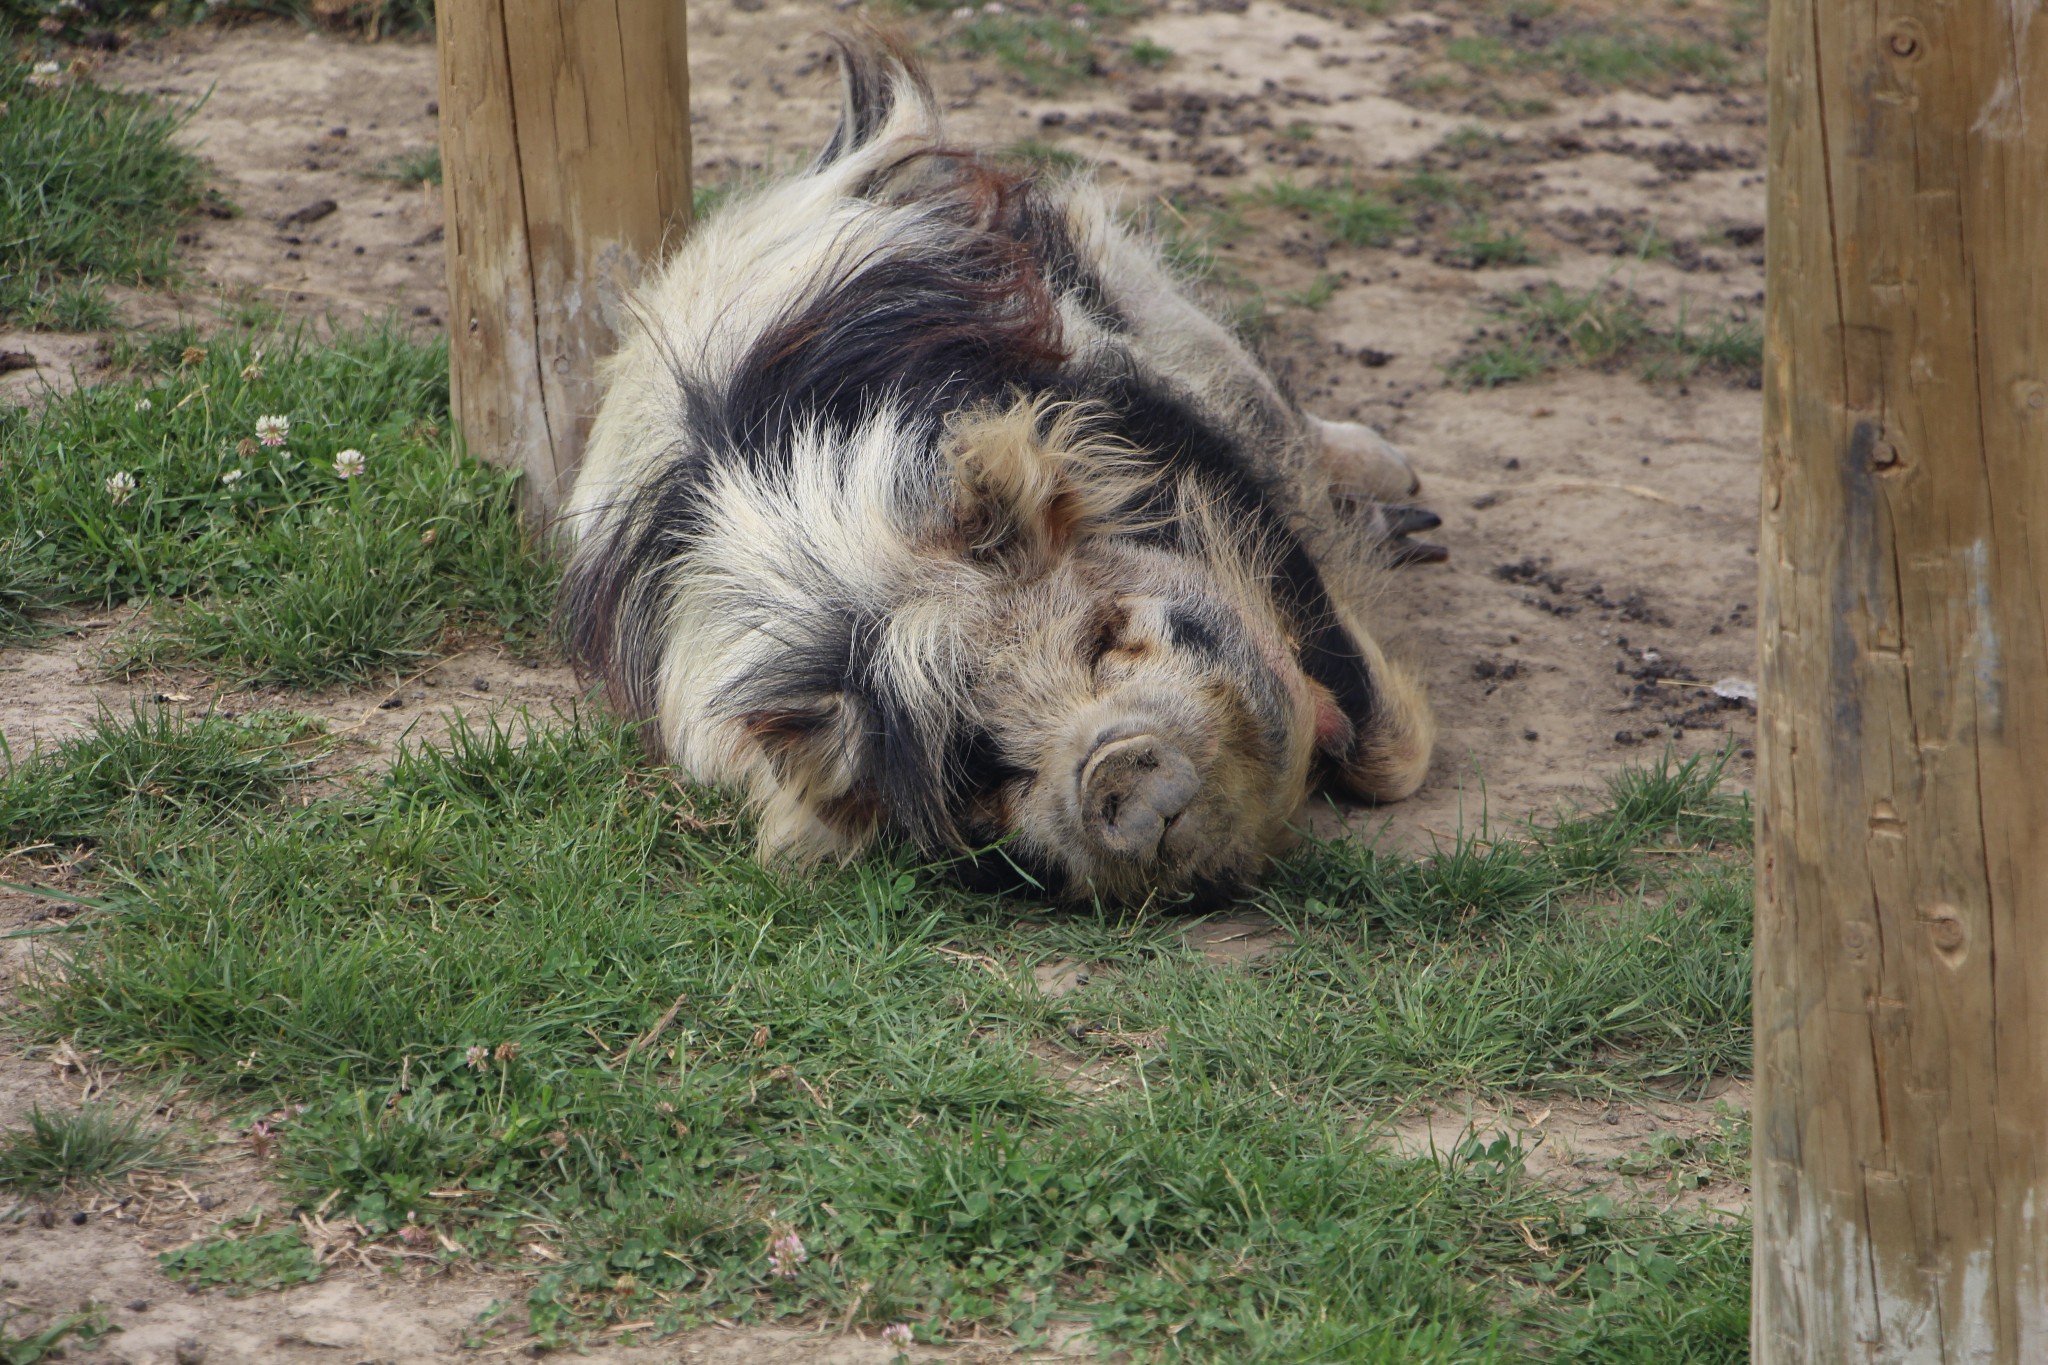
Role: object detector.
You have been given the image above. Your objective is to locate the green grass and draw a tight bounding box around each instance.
[1445,218,1539,268]
[0,1307,108,1365]
[1650,309,1763,381]
[1549,32,1733,88]
[0,705,322,852]
[1,1,212,39]
[998,139,1088,174]
[1448,334,1552,389]
[0,322,554,677]
[6,705,1752,1357]
[1445,35,1514,73]
[954,1,1141,93]
[159,1221,323,1293]
[1449,278,1762,389]
[0,1104,172,1191]
[0,57,211,328]
[1397,170,1492,211]
[1242,180,1408,248]
[1278,272,1339,310]
[1126,37,1173,69]
[1435,21,1737,93]
[371,146,442,190]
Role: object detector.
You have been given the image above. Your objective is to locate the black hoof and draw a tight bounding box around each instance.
[1388,537,1450,566]
[1382,504,1442,537]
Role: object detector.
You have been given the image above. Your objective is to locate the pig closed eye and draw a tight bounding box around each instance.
[1165,605,1225,659]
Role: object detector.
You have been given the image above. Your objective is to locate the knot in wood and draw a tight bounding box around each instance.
[1923,904,1967,964]
[1886,26,1922,59]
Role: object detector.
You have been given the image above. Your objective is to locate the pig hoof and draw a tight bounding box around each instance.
[1381,504,1449,566]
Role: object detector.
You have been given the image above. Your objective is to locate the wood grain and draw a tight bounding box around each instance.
[1755,0,2048,1357]
[437,1,691,518]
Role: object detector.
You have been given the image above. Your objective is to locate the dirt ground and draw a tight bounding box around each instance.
[1,4,1762,1359]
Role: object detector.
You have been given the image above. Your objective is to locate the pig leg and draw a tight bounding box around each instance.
[1307,416,1446,565]
[1308,415,1420,502]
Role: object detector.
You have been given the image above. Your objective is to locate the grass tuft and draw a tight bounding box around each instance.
[953,5,1139,92]
[370,145,441,189]
[1278,272,1339,310]
[1444,218,1540,269]
[0,1104,170,1191]
[1243,180,1408,248]
[0,321,554,676]
[1448,279,1761,390]
[1126,37,1173,69]
[0,706,323,851]
[0,58,210,327]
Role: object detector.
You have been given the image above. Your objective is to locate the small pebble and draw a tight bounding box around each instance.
[1522,729,1538,742]
[471,677,490,691]
[127,1299,150,1313]
[69,1209,88,1225]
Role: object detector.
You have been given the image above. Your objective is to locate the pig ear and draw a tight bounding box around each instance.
[947,408,1080,578]
[738,699,880,853]
[945,398,1146,577]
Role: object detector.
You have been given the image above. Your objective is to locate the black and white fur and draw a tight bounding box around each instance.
[560,33,1437,903]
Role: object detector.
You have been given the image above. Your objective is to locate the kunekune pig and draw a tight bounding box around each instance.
[560,31,1443,905]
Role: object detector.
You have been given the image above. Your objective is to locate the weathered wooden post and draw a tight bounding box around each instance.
[1754,0,2048,1357]
[436,1,692,518]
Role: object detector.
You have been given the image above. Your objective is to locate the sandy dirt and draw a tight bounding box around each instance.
[1,3,1763,1358]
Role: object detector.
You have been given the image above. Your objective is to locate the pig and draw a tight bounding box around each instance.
[558,30,1441,905]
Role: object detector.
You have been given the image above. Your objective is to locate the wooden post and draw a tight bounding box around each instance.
[1755,0,2048,1358]
[436,2,692,519]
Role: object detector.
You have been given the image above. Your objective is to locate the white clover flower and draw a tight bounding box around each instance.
[882,1323,914,1351]
[765,1230,807,1278]
[221,467,246,486]
[26,61,61,88]
[255,413,290,447]
[133,397,152,413]
[104,471,136,504]
[333,448,366,479]
[32,61,60,75]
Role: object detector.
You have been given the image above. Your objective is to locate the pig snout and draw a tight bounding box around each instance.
[1079,731,1201,863]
